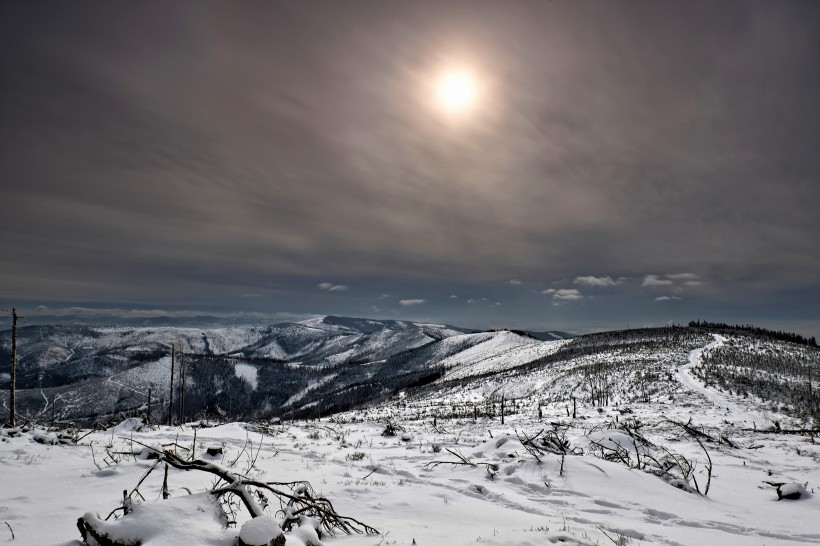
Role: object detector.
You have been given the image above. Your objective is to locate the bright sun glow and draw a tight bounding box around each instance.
[436,70,477,113]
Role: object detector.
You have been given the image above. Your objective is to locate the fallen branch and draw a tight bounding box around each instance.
[664,418,713,495]
[741,428,820,436]
[79,446,378,545]
[425,447,476,469]
[663,417,717,443]
[424,447,499,478]
[162,448,376,535]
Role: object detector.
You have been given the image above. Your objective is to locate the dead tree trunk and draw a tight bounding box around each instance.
[9,308,18,427]
[178,351,186,423]
[167,344,175,426]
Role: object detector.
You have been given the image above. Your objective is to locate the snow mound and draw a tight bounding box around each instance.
[239,515,283,545]
[31,430,59,445]
[586,430,637,452]
[108,417,146,434]
[79,493,233,546]
[777,482,810,501]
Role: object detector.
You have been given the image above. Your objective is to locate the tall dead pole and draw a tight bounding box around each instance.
[167,344,175,426]
[4,308,21,427]
[146,388,152,425]
[178,350,186,423]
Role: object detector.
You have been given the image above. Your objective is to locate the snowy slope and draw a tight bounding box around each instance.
[2,375,819,545]
[2,332,820,545]
[0,319,568,422]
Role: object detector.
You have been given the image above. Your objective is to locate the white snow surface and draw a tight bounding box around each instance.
[677,334,764,427]
[2,337,820,545]
[81,492,233,545]
[439,332,570,380]
[234,363,259,389]
[239,515,283,545]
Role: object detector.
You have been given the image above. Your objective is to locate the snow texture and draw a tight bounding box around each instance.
[1,335,819,545]
[239,515,283,545]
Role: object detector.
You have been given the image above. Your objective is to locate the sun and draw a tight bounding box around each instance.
[436,70,478,113]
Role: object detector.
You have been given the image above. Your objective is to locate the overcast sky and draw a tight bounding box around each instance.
[2,1,819,336]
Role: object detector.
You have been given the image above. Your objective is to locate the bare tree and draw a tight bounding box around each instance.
[177,346,188,423]
[167,344,175,426]
[3,307,21,426]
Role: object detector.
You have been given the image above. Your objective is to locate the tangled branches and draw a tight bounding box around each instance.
[161,449,377,535]
[517,423,582,475]
[585,417,718,495]
[78,447,377,545]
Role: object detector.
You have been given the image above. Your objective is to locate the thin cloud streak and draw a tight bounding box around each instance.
[399,299,426,306]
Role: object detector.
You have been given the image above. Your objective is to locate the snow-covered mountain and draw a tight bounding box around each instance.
[0,316,572,423]
[2,325,819,546]
[3,318,816,433]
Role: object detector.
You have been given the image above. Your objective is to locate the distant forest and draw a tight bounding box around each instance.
[689,320,817,347]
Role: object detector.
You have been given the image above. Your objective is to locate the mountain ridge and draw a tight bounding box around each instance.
[1,316,816,428]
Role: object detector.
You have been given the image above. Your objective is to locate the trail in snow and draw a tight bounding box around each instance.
[677,334,760,427]
[40,389,49,413]
[107,375,148,397]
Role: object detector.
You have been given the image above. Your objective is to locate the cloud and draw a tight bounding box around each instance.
[642,275,675,287]
[467,299,475,304]
[574,275,618,287]
[449,294,458,299]
[643,273,705,290]
[318,282,348,291]
[509,279,522,285]
[666,273,699,281]
[654,296,683,301]
[544,288,583,302]
[28,306,198,319]
[25,306,320,322]
[399,299,426,306]
[554,289,583,301]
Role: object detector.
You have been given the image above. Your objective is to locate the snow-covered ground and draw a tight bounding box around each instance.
[2,338,819,545]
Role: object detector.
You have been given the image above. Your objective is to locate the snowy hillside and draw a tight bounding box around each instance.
[0,317,572,424]
[2,331,819,545]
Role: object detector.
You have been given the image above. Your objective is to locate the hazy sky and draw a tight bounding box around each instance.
[2,1,819,336]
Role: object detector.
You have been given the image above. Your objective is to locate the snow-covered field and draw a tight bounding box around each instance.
[2,338,819,545]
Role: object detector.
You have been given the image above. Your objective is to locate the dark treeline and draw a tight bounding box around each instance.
[689,320,817,347]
